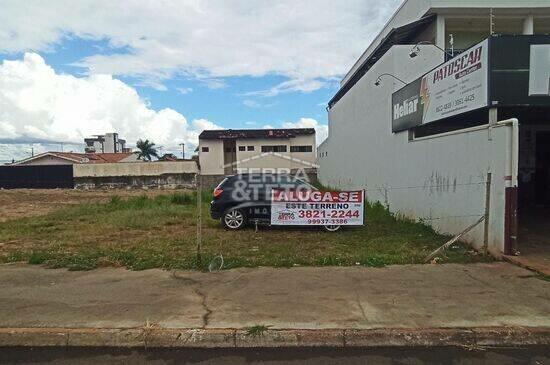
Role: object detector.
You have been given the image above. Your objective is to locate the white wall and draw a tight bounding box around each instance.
[199,135,317,175]
[199,139,224,175]
[74,160,198,178]
[319,45,518,254]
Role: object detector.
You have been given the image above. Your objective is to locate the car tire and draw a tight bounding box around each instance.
[222,208,247,230]
[323,225,341,232]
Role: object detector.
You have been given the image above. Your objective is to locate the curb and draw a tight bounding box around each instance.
[502,255,550,276]
[0,327,549,348]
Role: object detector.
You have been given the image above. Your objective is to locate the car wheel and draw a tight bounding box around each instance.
[222,209,247,230]
[323,225,341,232]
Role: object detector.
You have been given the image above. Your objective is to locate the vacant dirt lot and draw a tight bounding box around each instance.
[0,189,490,271]
[0,189,186,222]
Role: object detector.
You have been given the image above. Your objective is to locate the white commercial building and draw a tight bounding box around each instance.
[84,133,130,154]
[319,0,550,261]
[198,128,317,178]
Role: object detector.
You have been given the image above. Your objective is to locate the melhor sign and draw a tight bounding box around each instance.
[392,39,489,132]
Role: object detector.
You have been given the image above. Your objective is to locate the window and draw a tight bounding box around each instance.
[261,145,287,153]
[238,146,246,151]
[247,146,254,151]
[290,145,313,153]
[201,147,209,152]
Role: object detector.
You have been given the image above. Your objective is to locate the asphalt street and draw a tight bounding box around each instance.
[1,346,549,365]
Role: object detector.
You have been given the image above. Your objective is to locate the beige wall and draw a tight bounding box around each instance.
[235,135,316,172]
[198,134,317,175]
[198,139,224,174]
[74,160,198,178]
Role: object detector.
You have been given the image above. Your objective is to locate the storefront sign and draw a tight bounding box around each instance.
[270,190,364,226]
[392,39,489,132]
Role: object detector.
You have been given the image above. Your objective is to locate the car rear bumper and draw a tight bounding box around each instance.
[210,201,223,220]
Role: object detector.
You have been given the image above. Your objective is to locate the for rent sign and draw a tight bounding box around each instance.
[270,190,365,226]
[392,39,489,132]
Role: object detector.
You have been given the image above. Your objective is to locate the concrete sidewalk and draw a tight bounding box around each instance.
[0,262,549,348]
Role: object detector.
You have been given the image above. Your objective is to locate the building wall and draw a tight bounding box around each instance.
[104,133,116,153]
[199,139,224,175]
[319,45,518,254]
[235,135,317,172]
[199,135,316,175]
[119,154,140,163]
[74,160,198,178]
[73,161,198,189]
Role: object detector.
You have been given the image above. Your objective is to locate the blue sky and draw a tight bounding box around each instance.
[0,0,401,161]
[38,37,335,128]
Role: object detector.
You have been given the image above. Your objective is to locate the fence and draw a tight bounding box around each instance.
[0,165,74,189]
[73,161,198,189]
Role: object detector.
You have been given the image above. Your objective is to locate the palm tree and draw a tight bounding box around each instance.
[136,139,159,161]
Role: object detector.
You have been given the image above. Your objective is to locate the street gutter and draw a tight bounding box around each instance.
[1,327,549,349]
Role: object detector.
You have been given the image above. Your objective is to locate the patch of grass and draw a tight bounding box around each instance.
[246,325,271,338]
[169,193,193,205]
[0,191,492,271]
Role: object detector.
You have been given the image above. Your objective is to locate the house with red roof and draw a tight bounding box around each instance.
[9,152,139,166]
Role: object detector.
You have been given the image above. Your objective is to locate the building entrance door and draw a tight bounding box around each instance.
[223,140,237,175]
[515,129,550,274]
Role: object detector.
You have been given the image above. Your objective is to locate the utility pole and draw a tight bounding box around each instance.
[179,143,185,159]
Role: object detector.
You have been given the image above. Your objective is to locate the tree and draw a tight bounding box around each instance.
[136,139,159,161]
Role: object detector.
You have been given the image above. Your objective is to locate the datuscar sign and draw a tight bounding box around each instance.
[392,39,489,132]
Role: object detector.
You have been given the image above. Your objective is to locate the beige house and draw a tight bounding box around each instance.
[198,128,317,176]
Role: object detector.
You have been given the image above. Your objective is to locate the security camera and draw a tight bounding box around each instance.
[409,45,420,58]
[374,78,381,86]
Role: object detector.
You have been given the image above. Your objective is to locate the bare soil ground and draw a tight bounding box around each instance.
[0,189,185,222]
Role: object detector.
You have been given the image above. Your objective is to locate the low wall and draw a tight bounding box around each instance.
[199,174,226,190]
[74,161,198,177]
[74,161,198,189]
[199,169,318,191]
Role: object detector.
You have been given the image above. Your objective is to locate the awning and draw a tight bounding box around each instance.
[328,14,436,109]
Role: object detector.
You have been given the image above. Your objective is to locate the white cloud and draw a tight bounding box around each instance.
[198,78,227,90]
[246,78,328,98]
[282,118,328,145]
[243,99,261,108]
[0,0,401,91]
[176,87,193,95]
[0,53,222,161]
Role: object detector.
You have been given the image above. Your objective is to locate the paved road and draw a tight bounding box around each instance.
[1,346,549,364]
[0,262,549,330]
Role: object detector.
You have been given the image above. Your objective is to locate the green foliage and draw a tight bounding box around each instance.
[246,325,271,338]
[0,191,492,271]
[136,139,159,161]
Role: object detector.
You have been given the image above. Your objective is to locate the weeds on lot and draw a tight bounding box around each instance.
[0,193,491,271]
[246,325,271,338]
